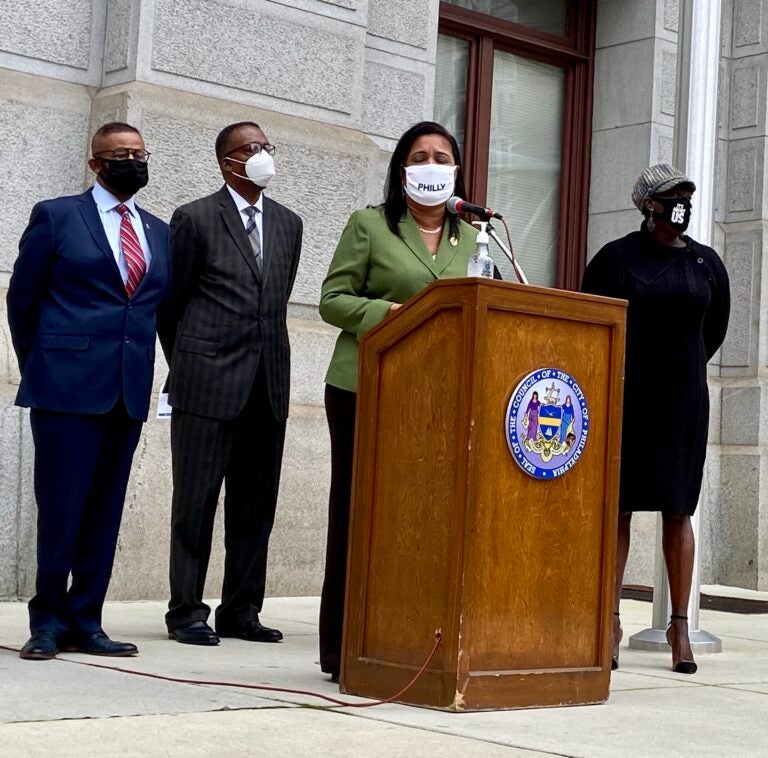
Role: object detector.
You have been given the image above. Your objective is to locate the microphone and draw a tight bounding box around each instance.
[446,196,503,220]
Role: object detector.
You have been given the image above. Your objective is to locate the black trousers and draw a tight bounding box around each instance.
[319,383,357,676]
[166,366,286,631]
[29,402,142,636]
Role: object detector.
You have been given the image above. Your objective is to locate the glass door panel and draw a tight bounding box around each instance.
[486,51,564,286]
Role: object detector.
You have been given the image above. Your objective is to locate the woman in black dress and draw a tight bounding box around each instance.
[582,164,730,674]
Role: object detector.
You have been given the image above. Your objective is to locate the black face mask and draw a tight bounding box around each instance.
[653,196,692,232]
[99,158,149,196]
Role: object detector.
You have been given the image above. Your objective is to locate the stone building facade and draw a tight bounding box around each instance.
[1,0,766,601]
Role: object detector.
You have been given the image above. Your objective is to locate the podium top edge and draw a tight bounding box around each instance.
[359,278,628,348]
[417,278,628,308]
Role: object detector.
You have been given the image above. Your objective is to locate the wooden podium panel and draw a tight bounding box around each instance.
[360,307,463,671]
[341,280,626,710]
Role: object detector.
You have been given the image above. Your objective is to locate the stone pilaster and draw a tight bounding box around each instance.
[713,0,768,589]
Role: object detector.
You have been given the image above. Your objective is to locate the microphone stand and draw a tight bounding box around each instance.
[486,222,529,285]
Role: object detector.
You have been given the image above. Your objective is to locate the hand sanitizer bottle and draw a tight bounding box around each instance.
[467,221,494,278]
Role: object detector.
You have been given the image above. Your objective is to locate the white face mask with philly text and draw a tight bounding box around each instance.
[403,164,456,206]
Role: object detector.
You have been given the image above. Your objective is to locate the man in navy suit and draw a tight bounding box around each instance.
[7,122,170,660]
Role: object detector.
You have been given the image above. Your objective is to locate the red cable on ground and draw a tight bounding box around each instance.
[0,630,442,710]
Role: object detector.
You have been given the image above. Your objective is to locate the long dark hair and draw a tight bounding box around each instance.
[383,121,467,239]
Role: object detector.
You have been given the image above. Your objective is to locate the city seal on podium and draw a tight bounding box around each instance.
[505,368,589,480]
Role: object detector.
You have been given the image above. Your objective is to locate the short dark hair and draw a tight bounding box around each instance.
[383,121,466,239]
[216,121,261,161]
[91,122,141,151]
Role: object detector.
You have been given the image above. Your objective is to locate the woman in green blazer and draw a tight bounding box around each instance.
[318,121,478,681]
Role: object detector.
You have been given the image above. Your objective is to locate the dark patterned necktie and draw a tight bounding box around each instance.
[244,206,263,273]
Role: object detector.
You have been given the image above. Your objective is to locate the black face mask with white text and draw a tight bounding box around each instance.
[653,196,692,232]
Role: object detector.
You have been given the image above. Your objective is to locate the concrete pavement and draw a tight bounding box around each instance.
[1,591,766,757]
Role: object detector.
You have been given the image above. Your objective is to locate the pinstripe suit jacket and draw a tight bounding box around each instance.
[158,185,302,421]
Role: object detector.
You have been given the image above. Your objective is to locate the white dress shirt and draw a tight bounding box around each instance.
[91,182,152,285]
[226,184,265,259]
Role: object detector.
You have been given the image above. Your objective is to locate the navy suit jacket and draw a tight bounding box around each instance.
[7,189,170,421]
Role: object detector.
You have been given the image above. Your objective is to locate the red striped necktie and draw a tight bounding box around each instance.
[117,203,146,297]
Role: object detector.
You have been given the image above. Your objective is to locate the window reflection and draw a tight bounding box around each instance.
[434,35,469,156]
[487,52,564,286]
[444,0,568,37]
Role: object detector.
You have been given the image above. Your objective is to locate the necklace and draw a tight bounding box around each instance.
[418,225,443,234]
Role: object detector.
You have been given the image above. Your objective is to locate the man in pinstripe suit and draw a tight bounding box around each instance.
[159,122,302,645]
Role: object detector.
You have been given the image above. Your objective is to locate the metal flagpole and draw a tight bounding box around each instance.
[628,0,722,654]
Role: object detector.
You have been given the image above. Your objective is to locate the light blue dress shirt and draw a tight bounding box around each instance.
[91,182,153,285]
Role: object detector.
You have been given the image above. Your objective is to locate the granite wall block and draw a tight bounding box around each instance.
[721,230,760,370]
[362,58,429,140]
[725,138,763,219]
[104,0,140,76]
[659,43,678,119]
[0,0,92,70]
[151,0,361,115]
[592,40,655,131]
[0,408,22,599]
[730,60,763,133]
[0,71,92,275]
[589,123,653,214]
[367,0,431,49]
[732,0,765,57]
[595,0,657,49]
[718,451,761,587]
[14,409,36,600]
[721,385,762,445]
[661,0,680,37]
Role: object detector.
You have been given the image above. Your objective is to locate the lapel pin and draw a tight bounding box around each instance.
[450,235,458,247]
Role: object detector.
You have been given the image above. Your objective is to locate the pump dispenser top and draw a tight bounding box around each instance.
[472,220,490,244]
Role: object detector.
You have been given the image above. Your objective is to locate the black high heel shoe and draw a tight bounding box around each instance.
[611,611,622,670]
[666,614,697,674]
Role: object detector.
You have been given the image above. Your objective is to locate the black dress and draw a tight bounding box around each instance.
[582,225,730,515]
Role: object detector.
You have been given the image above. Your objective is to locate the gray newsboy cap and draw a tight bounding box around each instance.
[631,164,696,210]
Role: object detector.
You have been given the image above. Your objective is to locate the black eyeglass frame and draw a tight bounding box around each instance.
[226,141,277,158]
[93,148,152,163]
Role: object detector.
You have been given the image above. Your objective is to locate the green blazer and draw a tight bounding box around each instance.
[320,206,478,392]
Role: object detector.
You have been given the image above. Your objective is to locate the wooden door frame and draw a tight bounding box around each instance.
[438,0,597,290]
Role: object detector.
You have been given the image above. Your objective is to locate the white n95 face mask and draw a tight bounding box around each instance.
[228,152,276,188]
[403,164,456,206]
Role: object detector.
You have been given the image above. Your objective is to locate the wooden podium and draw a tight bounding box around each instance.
[340,279,627,711]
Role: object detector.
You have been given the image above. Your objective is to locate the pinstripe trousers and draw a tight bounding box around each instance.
[165,364,286,631]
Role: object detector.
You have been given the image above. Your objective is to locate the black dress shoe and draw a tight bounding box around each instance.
[169,620,220,646]
[20,631,59,660]
[61,631,138,657]
[217,618,283,643]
